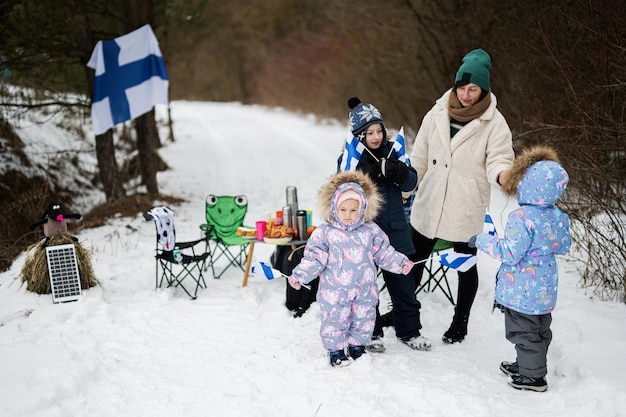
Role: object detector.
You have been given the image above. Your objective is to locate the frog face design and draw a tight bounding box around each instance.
[205,195,248,237]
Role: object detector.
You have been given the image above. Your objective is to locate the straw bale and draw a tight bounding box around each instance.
[20,233,98,294]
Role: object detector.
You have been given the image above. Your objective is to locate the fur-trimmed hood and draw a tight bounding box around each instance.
[502,145,569,207]
[317,170,382,228]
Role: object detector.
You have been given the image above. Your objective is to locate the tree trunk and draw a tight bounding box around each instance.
[71,0,125,202]
[166,106,175,143]
[95,130,125,201]
[125,0,160,195]
[135,109,159,196]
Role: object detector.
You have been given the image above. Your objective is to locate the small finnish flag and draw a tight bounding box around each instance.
[339,130,365,172]
[389,126,409,165]
[437,252,478,272]
[483,211,497,237]
[250,262,284,280]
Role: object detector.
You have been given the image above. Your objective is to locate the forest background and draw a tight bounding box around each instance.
[0,0,624,301]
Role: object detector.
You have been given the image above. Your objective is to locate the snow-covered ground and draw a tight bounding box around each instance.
[1,101,624,417]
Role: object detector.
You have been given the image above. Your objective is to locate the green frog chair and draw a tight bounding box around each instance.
[200,194,252,279]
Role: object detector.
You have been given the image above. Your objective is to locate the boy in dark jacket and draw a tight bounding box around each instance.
[337,97,430,352]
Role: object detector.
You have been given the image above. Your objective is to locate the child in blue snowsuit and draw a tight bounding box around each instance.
[288,170,414,367]
[470,145,571,392]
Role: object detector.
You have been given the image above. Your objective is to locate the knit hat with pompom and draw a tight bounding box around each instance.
[347,97,386,138]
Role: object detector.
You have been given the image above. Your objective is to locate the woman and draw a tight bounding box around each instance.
[409,49,514,344]
[338,97,431,352]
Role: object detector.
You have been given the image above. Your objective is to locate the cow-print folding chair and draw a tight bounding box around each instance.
[144,206,210,299]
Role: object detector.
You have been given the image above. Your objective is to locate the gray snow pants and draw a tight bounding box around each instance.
[504,308,552,379]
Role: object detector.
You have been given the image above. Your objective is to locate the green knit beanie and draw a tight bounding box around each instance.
[455,48,491,91]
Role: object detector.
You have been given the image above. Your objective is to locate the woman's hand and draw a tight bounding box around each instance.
[497,169,511,186]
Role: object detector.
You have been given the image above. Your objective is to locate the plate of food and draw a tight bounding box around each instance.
[262,237,293,245]
[236,227,257,239]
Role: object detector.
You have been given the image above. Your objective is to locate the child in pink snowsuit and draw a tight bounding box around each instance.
[288,170,414,367]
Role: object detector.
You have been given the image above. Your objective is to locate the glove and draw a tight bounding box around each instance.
[467,235,477,248]
[402,260,415,275]
[381,159,409,184]
[360,159,382,179]
[288,275,302,290]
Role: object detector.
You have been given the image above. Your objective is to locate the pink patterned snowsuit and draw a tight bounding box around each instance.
[291,182,412,352]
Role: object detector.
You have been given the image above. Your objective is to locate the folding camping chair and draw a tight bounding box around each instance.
[144,206,210,299]
[199,194,252,279]
[415,239,455,305]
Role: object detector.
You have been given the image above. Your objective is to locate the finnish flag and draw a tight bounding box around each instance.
[250,262,284,280]
[87,24,169,135]
[437,252,478,272]
[389,126,409,165]
[483,211,497,237]
[339,130,365,172]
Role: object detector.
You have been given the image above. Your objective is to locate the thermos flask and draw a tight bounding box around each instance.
[286,186,298,227]
[282,206,293,228]
[296,210,308,241]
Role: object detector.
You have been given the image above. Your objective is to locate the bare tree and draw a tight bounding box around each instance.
[128,0,161,196]
[519,3,626,301]
[73,0,126,201]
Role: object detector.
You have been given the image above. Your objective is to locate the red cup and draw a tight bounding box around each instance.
[255,221,267,241]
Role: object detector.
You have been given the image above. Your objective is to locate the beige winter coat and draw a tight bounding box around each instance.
[409,89,514,242]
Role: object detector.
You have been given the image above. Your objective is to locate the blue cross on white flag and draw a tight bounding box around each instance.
[437,252,478,272]
[483,211,497,237]
[251,261,311,289]
[250,262,284,280]
[87,24,169,135]
[339,130,365,172]
[389,126,409,165]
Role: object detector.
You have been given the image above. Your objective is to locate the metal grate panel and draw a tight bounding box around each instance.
[45,243,82,303]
